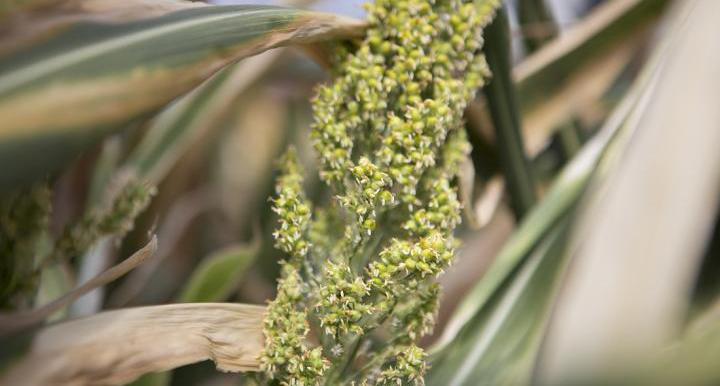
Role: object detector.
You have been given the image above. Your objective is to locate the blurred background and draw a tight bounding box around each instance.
[2,0,719,384]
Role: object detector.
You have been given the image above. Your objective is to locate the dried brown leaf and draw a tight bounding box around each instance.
[1,303,266,386]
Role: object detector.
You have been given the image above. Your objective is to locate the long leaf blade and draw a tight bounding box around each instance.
[430,50,658,380]
[538,1,720,380]
[428,221,570,386]
[0,5,363,189]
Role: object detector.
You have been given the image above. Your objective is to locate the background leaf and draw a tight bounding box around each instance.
[179,241,260,303]
[0,0,204,57]
[427,221,570,386]
[435,98,630,350]
[513,0,669,157]
[0,4,363,190]
[538,1,720,381]
[123,52,280,185]
[428,48,655,383]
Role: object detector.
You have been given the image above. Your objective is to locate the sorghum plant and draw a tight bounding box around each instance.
[261,0,501,384]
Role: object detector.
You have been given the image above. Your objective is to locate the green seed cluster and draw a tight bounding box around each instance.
[263,150,328,384]
[403,178,463,237]
[376,344,427,385]
[369,232,453,290]
[263,0,500,384]
[51,180,155,263]
[393,283,440,341]
[261,265,327,383]
[315,262,372,338]
[271,148,312,262]
[1,178,155,310]
[338,157,394,241]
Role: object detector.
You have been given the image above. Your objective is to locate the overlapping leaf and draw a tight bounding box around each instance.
[427,59,650,385]
[0,4,363,189]
[538,1,720,381]
[428,221,570,386]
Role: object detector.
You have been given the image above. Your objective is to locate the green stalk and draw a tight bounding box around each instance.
[483,6,537,218]
[557,119,583,161]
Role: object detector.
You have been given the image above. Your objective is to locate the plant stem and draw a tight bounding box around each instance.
[557,120,583,161]
[483,6,537,218]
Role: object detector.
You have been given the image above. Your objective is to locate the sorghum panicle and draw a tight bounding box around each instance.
[263,0,501,384]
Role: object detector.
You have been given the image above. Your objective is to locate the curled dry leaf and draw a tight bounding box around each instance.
[1,303,267,386]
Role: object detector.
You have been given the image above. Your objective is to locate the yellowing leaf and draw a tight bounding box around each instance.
[0,5,363,189]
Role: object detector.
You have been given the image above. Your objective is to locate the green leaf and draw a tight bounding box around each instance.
[429,11,674,380]
[434,110,621,352]
[179,241,260,303]
[537,0,720,380]
[426,72,652,386]
[430,54,653,378]
[0,5,363,190]
[427,220,571,386]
